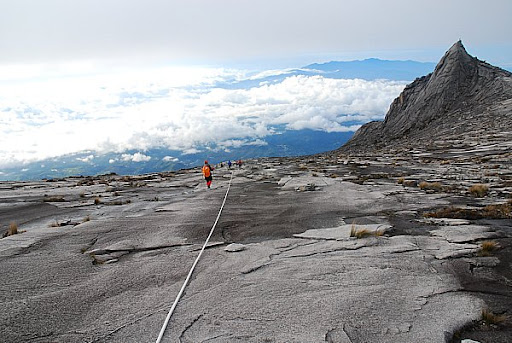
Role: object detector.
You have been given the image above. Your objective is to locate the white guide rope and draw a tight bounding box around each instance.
[155,172,234,343]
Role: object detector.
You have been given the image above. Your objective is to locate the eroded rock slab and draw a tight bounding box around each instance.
[430,225,500,243]
[294,223,391,240]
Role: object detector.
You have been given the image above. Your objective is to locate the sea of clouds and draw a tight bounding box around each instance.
[0,65,407,167]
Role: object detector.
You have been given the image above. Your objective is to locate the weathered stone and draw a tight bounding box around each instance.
[294,223,391,240]
[430,225,500,243]
[277,176,292,186]
[297,184,317,192]
[420,218,471,226]
[225,243,246,252]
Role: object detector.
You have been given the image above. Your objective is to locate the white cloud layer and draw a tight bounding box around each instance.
[0,66,406,167]
[76,155,94,163]
[162,156,179,162]
[121,153,152,162]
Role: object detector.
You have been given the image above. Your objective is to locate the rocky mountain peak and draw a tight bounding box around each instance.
[439,40,473,66]
[424,40,478,98]
[340,41,512,153]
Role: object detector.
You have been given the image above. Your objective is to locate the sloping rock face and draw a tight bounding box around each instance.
[0,162,497,343]
[341,41,512,152]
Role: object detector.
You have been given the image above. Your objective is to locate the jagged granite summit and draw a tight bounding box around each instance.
[340,41,512,152]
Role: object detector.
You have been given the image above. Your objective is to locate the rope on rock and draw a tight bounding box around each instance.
[155,172,234,343]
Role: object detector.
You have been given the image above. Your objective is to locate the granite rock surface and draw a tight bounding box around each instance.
[1,150,511,342]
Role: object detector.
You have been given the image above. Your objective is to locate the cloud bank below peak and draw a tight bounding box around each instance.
[0,64,408,168]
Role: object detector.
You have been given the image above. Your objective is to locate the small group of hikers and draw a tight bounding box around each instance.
[201,159,243,188]
[227,159,243,169]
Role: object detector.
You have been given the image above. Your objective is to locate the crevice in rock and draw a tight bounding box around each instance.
[294,235,339,242]
[200,334,231,342]
[80,237,98,254]
[241,241,319,275]
[241,262,269,275]
[422,288,463,300]
[282,243,370,259]
[89,242,191,256]
[226,316,276,323]
[422,288,512,303]
[464,289,512,299]
[87,242,192,264]
[24,332,55,342]
[179,314,203,343]
[268,241,319,261]
[88,309,163,343]
[190,241,227,252]
[389,246,421,254]
[469,263,475,275]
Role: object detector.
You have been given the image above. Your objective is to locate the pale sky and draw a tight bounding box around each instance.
[0,0,511,168]
[1,0,511,68]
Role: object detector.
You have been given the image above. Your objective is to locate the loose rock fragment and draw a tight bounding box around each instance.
[225,243,246,252]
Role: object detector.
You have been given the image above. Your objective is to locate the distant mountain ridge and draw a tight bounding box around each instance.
[304,58,436,81]
[215,58,437,90]
[340,41,512,152]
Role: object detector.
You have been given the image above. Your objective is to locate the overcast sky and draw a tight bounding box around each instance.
[1,0,511,169]
[1,0,511,69]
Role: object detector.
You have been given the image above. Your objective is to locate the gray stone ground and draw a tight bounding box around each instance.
[0,151,511,342]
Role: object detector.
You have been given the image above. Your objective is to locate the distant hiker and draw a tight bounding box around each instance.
[227,160,232,169]
[202,160,214,188]
[238,159,243,169]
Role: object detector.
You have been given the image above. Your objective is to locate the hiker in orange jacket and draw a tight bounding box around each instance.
[202,160,214,188]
